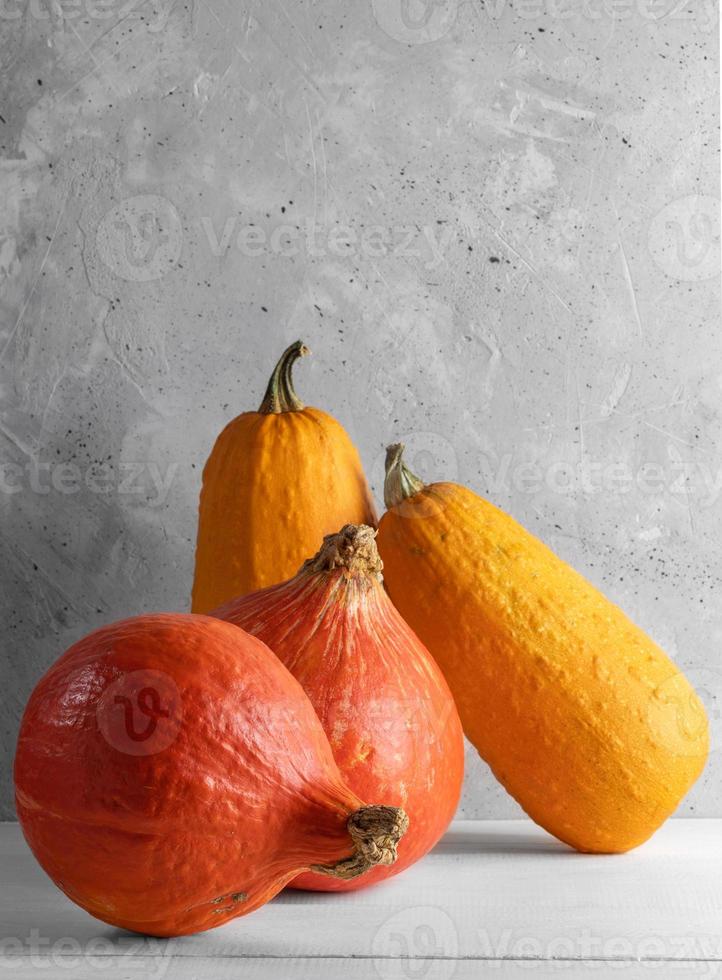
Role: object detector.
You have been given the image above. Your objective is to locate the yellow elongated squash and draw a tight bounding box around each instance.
[376,444,708,853]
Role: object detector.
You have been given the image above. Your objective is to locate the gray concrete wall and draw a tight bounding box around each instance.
[0,0,719,821]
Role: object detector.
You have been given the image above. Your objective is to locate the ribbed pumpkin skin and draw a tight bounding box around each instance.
[192,408,377,613]
[213,527,464,891]
[377,483,709,854]
[14,614,390,936]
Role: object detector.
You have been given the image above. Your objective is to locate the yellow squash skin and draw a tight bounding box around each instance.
[191,342,376,613]
[376,445,709,854]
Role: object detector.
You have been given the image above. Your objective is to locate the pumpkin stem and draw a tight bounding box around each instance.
[258,341,310,414]
[302,524,383,581]
[310,805,409,881]
[384,444,425,509]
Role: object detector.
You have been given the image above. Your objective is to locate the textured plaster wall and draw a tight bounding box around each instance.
[0,0,719,821]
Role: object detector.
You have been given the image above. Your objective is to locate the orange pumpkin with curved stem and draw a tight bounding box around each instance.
[14,613,408,936]
[213,524,464,891]
[377,444,708,854]
[191,341,377,612]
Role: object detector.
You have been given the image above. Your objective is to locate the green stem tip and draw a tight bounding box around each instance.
[259,341,310,414]
[384,443,425,509]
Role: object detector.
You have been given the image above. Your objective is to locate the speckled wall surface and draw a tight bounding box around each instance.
[0,1,719,820]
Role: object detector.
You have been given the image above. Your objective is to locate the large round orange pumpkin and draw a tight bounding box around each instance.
[14,613,408,936]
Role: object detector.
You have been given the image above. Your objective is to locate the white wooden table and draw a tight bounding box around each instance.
[1,819,720,978]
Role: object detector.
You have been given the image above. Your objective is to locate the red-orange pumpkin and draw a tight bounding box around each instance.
[213,524,464,891]
[14,613,408,936]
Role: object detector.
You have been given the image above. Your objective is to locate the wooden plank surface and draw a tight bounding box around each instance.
[1,820,720,977]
